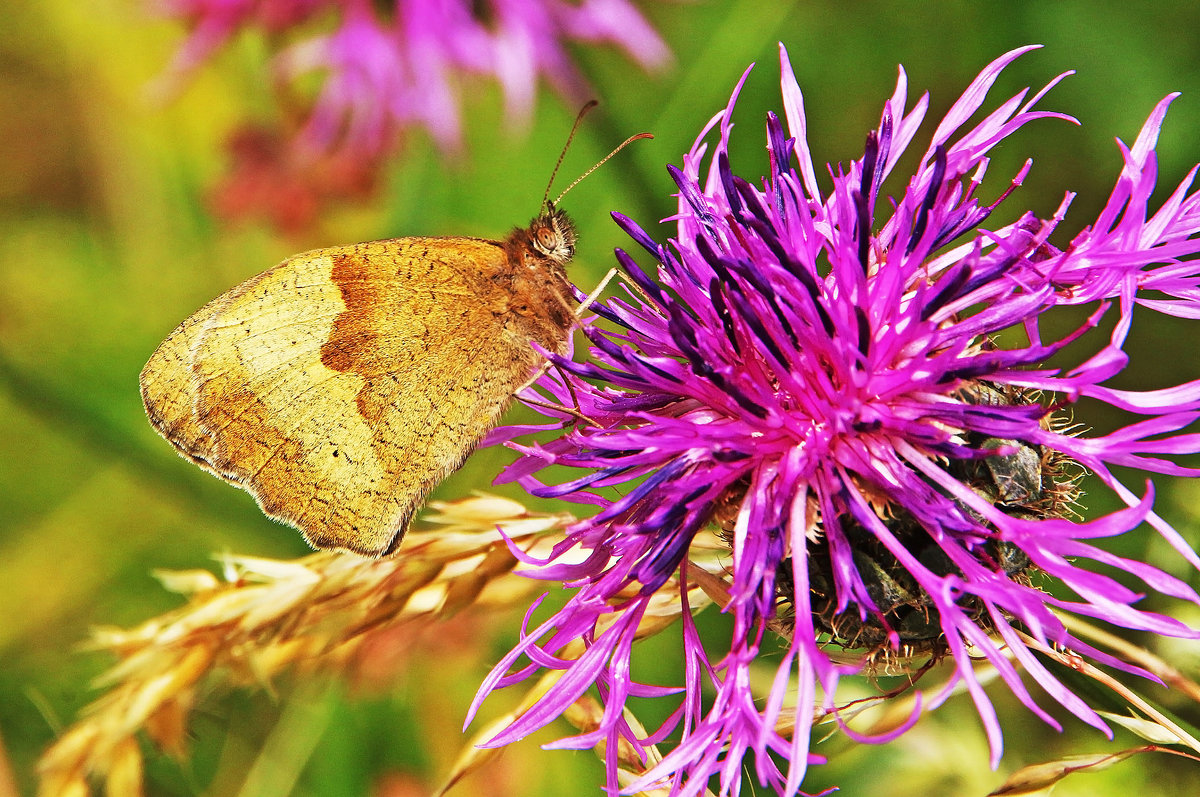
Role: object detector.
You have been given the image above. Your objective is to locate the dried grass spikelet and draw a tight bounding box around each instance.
[37,494,573,797]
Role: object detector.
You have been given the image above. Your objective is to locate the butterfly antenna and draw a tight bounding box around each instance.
[543,100,600,210]
[553,132,653,207]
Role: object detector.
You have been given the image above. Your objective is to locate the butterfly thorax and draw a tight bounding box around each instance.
[500,206,578,350]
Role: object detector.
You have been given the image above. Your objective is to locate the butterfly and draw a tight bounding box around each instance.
[140,109,649,556]
[139,206,579,556]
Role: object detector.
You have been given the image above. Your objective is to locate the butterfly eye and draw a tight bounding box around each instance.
[536,226,559,251]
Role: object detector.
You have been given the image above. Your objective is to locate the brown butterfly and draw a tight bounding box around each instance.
[140,111,648,556]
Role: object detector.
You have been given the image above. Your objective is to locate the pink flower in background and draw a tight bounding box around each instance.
[156,0,667,228]
[158,0,331,79]
[469,45,1200,795]
[277,1,412,156]
[159,0,669,156]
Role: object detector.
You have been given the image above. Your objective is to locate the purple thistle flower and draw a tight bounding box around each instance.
[467,45,1200,795]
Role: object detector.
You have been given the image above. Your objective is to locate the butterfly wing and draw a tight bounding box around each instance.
[141,237,554,556]
[140,290,231,472]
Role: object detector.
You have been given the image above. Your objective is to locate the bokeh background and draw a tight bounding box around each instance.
[5,1,1200,795]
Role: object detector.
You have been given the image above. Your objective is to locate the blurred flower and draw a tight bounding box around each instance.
[155,0,669,227]
[157,0,331,80]
[209,123,378,232]
[470,45,1200,795]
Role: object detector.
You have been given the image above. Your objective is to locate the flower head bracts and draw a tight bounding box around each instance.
[470,45,1200,795]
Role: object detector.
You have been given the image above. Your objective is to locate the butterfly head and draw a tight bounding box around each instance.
[528,204,576,265]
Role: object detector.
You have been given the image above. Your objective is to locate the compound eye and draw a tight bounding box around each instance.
[536,226,559,252]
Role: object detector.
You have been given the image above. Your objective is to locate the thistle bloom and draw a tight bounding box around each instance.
[469,45,1200,795]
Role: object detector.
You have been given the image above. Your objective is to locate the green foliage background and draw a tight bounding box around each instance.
[3,0,1200,794]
